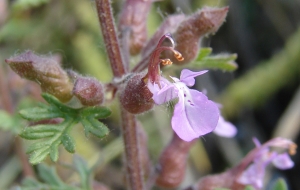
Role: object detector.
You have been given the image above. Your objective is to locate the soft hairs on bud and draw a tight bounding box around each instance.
[120,73,154,114]
[73,76,104,106]
[5,50,73,102]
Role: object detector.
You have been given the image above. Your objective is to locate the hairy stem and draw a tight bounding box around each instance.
[95,0,145,189]
[95,0,126,77]
[121,107,145,190]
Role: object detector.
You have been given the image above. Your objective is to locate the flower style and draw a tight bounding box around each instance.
[237,137,296,189]
[148,69,237,141]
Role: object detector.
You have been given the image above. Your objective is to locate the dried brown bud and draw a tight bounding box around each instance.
[155,133,196,188]
[5,51,73,102]
[119,0,153,55]
[73,76,104,106]
[120,72,153,114]
[172,6,229,65]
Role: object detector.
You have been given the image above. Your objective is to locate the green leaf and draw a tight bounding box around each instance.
[197,48,212,61]
[62,133,75,153]
[49,143,59,162]
[0,110,24,134]
[80,106,111,119]
[243,185,255,190]
[41,93,76,115]
[19,93,111,164]
[73,155,92,190]
[81,118,109,138]
[189,48,238,72]
[38,164,65,186]
[272,178,288,190]
[19,106,62,121]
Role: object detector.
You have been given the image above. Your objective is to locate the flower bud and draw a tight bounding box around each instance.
[120,72,153,114]
[73,76,104,106]
[5,51,73,102]
[119,0,153,55]
[155,133,196,188]
[172,6,228,65]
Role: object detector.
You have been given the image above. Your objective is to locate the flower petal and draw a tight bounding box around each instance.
[272,153,294,169]
[179,69,208,86]
[171,88,219,141]
[213,116,237,137]
[237,163,265,189]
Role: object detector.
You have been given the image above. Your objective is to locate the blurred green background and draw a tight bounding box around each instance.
[0,0,299,189]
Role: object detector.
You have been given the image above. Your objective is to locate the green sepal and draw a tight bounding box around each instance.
[62,133,76,153]
[272,178,288,190]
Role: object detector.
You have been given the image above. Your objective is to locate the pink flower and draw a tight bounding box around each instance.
[148,69,237,141]
[237,137,295,189]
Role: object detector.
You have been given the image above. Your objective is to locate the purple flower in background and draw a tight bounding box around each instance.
[237,137,295,189]
[148,69,237,141]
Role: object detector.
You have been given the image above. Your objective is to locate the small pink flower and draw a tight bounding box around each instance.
[148,69,236,141]
[237,137,295,189]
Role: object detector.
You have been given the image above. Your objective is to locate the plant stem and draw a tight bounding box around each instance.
[95,0,126,77]
[95,0,145,189]
[121,108,145,190]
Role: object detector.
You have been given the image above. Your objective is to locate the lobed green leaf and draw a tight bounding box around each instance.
[81,117,109,138]
[197,48,212,61]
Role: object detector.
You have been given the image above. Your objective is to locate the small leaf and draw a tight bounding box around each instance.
[29,146,49,164]
[20,124,61,140]
[196,48,212,61]
[81,118,109,138]
[62,133,75,153]
[38,164,65,186]
[80,106,111,119]
[41,93,75,115]
[19,107,61,121]
[73,155,91,190]
[243,185,255,190]
[49,143,59,162]
[272,178,288,190]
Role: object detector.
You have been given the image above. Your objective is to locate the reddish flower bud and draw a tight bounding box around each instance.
[5,51,73,102]
[119,0,153,55]
[155,133,196,188]
[172,7,229,65]
[120,72,153,114]
[73,76,104,106]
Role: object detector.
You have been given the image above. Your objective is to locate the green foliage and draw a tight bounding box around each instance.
[189,48,238,72]
[13,0,50,11]
[243,186,255,190]
[0,110,24,134]
[272,178,288,190]
[19,156,92,190]
[19,93,111,164]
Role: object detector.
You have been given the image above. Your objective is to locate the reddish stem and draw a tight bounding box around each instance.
[121,107,145,190]
[95,0,126,77]
[95,1,145,189]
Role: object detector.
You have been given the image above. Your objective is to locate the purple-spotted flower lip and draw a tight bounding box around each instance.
[237,137,296,189]
[148,69,237,141]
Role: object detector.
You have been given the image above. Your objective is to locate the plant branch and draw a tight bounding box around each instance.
[95,0,126,77]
